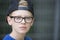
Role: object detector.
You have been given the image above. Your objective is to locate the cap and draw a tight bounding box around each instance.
[6,0,34,16]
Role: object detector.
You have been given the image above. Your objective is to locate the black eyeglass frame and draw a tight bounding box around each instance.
[9,16,34,23]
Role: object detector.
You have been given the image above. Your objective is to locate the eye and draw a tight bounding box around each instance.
[25,17,33,20]
[15,17,22,20]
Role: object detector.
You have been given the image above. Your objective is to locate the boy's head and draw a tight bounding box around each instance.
[6,0,34,34]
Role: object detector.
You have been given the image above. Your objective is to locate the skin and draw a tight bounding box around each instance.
[7,10,34,40]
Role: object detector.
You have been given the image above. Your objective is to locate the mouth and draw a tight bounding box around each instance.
[19,26,27,30]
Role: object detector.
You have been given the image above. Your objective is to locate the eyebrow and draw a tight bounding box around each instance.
[9,16,33,17]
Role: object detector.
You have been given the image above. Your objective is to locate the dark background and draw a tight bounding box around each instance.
[0,0,60,40]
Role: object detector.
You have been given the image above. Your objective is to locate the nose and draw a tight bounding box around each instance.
[20,19,26,24]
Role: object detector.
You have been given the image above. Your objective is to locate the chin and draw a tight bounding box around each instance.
[16,28,30,34]
[18,30,28,34]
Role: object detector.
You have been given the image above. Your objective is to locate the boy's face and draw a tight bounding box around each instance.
[7,10,34,34]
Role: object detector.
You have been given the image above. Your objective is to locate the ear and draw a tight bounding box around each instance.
[31,18,34,26]
[7,16,12,25]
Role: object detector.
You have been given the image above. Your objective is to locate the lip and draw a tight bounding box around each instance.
[19,26,27,30]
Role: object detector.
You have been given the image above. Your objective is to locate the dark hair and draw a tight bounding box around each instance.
[6,0,34,16]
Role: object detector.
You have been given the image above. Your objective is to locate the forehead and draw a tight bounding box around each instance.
[10,10,33,17]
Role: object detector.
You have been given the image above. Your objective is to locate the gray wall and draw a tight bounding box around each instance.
[31,0,55,40]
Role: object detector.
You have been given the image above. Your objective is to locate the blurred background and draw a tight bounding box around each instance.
[0,0,60,40]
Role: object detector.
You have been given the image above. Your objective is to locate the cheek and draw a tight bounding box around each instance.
[11,22,33,30]
[26,23,32,29]
[11,23,19,31]
[12,23,17,27]
[11,21,18,28]
[9,19,15,25]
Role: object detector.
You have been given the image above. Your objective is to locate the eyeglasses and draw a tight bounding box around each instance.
[10,16,33,23]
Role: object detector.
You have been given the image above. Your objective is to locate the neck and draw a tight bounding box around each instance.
[10,30,26,40]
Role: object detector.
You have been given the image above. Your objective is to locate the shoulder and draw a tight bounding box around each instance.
[24,36,32,40]
[3,34,15,40]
